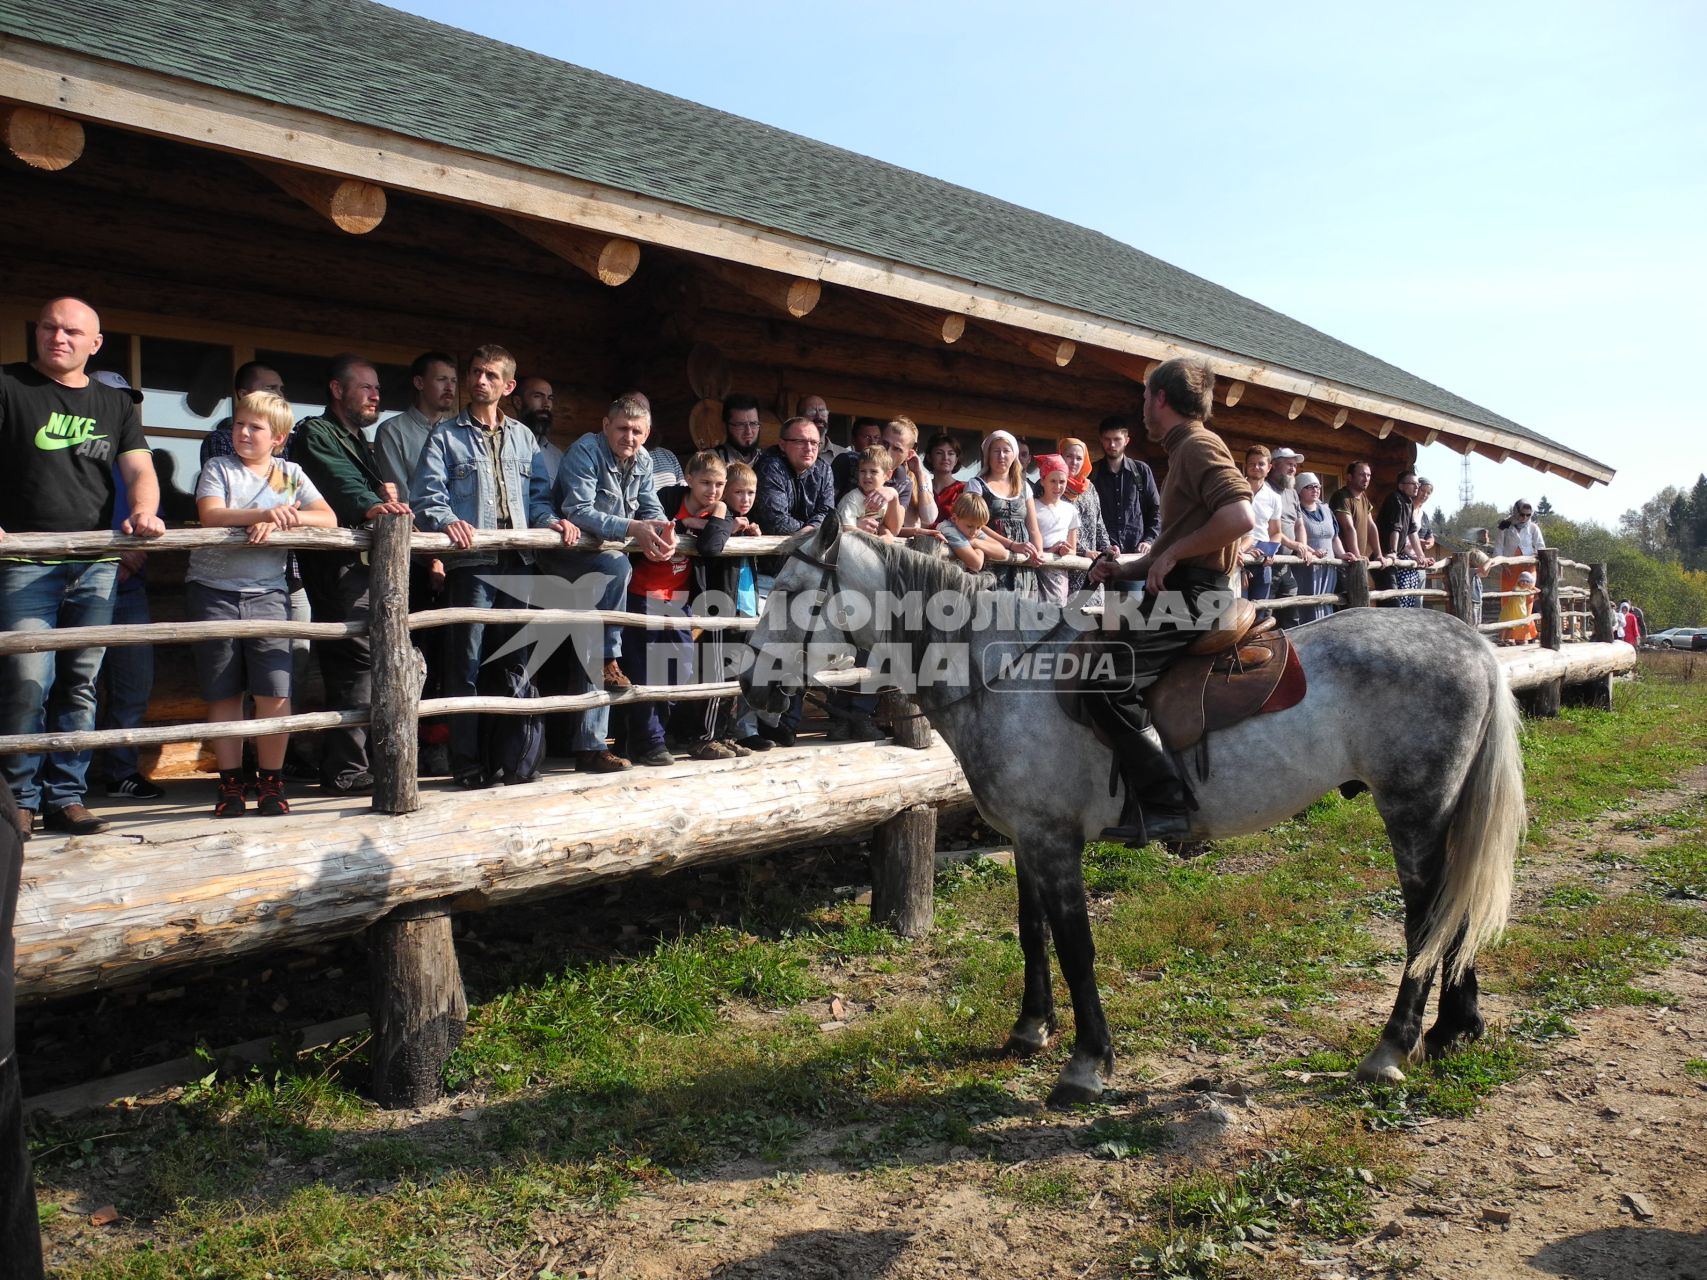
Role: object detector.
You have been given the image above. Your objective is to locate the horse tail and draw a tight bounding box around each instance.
[1408,655,1524,985]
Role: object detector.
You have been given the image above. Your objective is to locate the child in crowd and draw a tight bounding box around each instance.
[1031,453,1080,604]
[718,461,770,752]
[938,491,1010,573]
[622,450,732,764]
[188,391,336,817]
[1500,569,1539,646]
[836,445,901,537]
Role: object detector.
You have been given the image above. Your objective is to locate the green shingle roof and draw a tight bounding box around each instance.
[0,0,1604,473]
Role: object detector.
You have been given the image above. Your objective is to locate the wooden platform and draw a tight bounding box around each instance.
[15,739,970,1002]
[14,640,1636,1005]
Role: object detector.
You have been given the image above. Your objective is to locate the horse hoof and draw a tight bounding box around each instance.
[1424,1017,1484,1059]
[1046,1079,1104,1109]
[1004,1033,1050,1058]
[1046,1055,1108,1108]
[1355,1043,1409,1084]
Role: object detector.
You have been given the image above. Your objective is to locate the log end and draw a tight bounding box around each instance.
[1,105,85,171]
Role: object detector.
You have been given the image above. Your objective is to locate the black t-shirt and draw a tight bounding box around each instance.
[1375,491,1415,553]
[0,361,147,536]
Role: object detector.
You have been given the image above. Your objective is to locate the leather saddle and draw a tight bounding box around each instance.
[1058,598,1307,753]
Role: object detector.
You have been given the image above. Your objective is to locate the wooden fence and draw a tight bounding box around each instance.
[2,520,1623,1104]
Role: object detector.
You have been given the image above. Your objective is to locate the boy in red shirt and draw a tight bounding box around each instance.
[616,451,733,764]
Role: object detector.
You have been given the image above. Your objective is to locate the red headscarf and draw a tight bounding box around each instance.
[1055,437,1092,497]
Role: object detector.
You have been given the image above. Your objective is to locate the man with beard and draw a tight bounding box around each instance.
[293,354,411,793]
[1329,460,1383,565]
[1088,358,1253,845]
[411,345,541,787]
[1266,446,1306,619]
[714,393,763,469]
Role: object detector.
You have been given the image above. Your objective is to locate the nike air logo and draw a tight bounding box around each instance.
[34,412,103,451]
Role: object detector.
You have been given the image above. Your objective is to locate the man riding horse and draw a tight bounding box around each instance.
[1087,357,1256,846]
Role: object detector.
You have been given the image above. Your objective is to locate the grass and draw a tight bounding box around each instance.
[33,668,1707,1278]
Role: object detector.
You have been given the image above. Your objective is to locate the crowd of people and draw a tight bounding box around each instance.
[1,296,1560,839]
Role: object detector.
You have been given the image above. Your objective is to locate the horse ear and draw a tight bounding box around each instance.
[817,518,842,555]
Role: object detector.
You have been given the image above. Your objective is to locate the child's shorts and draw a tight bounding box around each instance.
[187,582,293,702]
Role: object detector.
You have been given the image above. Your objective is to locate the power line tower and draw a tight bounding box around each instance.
[1459,455,1474,510]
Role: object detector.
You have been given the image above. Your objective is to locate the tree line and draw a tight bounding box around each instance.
[1432,473,1707,629]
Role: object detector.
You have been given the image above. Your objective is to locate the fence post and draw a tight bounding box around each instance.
[1444,556,1475,626]
[1341,558,1371,609]
[1588,562,1615,643]
[368,512,420,815]
[872,691,935,937]
[1537,548,1562,652]
[368,899,467,1108]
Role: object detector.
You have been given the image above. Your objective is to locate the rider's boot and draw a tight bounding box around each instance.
[1100,729,1195,845]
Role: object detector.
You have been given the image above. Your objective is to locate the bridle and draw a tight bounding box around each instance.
[776,537,1067,721]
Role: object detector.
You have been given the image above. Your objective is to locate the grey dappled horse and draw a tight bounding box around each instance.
[740,521,1523,1106]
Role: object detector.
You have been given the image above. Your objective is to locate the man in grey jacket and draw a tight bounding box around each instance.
[411,345,540,787]
[530,394,675,772]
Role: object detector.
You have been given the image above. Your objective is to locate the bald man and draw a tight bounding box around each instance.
[0,297,165,839]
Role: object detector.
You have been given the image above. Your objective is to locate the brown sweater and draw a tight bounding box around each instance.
[1141,420,1252,576]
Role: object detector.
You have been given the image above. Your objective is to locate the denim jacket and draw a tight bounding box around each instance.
[528,431,665,540]
[410,409,539,566]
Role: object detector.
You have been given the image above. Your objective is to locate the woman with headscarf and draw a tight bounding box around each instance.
[1293,471,1346,623]
[1032,453,1080,605]
[1056,436,1110,597]
[1495,498,1546,638]
[965,430,1043,597]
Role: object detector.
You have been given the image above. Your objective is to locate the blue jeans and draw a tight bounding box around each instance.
[0,560,119,813]
[442,554,531,774]
[754,571,804,731]
[616,594,693,758]
[539,548,631,752]
[96,572,155,781]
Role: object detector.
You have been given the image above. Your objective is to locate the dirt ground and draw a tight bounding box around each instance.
[30,782,1707,1279]
[460,778,1707,1280]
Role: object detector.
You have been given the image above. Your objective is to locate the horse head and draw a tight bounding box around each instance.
[740,520,844,714]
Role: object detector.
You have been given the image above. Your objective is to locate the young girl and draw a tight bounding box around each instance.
[883,416,937,537]
[836,445,902,538]
[1031,454,1080,605]
[1501,569,1539,646]
[925,432,965,527]
[1055,436,1111,596]
[966,430,1043,596]
[937,491,1010,573]
[189,391,336,817]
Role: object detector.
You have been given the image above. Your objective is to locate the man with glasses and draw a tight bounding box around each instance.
[714,393,764,469]
[1374,469,1432,608]
[751,414,836,746]
[1495,499,1546,627]
[796,394,842,457]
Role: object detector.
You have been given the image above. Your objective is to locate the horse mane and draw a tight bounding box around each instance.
[861,533,988,603]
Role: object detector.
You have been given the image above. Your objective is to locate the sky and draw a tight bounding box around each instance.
[391,0,1706,527]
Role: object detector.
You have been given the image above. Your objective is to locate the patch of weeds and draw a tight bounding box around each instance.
[1684,1059,1707,1080]
[1487,893,1702,1028]
[993,1162,1088,1209]
[1641,838,1707,900]
[820,919,906,959]
[1130,1124,1393,1277]
[1081,1112,1169,1160]
[1539,882,1603,910]
[1083,840,1174,894]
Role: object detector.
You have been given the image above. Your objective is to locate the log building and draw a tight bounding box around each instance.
[1,0,1612,502]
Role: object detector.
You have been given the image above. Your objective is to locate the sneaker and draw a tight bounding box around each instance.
[758,722,796,748]
[842,717,888,743]
[736,735,773,753]
[454,766,489,789]
[255,772,290,817]
[632,746,675,767]
[721,738,753,757]
[322,772,375,795]
[419,743,452,778]
[11,807,34,843]
[602,660,632,692]
[213,776,247,819]
[689,741,737,760]
[105,774,165,800]
[576,749,631,773]
[43,803,110,836]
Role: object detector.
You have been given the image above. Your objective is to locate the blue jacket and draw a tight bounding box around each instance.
[1091,454,1162,553]
[530,431,666,540]
[410,409,539,566]
[752,446,835,537]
